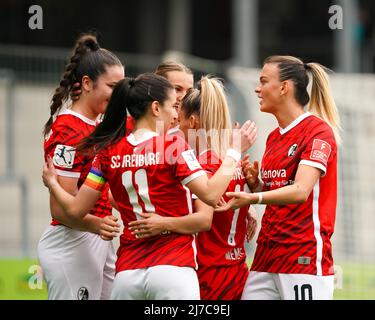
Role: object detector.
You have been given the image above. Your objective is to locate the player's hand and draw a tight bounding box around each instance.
[246,205,257,242]
[242,154,260,191]
[214,196,228,211]
[42,155,58,188]
[70,82,82,101]
[128,212,170,239]
[231,120,257,154]
[215,191,254,212]
[99,215,120,241]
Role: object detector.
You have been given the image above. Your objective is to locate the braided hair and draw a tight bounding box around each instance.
[43,33,122,136]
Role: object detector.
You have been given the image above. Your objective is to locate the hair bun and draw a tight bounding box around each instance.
[79,34,100,51]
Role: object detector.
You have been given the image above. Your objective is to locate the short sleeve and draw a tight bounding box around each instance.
[300,124,336,176]
[46,125,85,179]
[164,135,206,185]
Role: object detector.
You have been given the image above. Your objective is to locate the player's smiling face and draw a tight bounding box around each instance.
[90,65,125,115]
[255,63,283,114]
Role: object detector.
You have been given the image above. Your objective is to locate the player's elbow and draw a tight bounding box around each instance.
[204,195,220,208]
[294,184,310,203]
[65,206,83,219]
[200,216,212,232]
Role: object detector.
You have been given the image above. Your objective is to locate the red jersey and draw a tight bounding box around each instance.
[195,150,250,267]
[251,113,337,275]
[85,131,206,273]
[44,109,111,225]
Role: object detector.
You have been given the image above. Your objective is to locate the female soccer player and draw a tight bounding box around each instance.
[128,76,257,300]
[42,73,256,300]
[38,33,124,300]
[216,55,341,300]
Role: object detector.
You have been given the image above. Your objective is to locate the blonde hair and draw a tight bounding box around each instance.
[154,61,193,78]
[182,76,232,159]
[264,55,342,144]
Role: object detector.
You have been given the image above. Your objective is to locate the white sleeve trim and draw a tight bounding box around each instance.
[299,160,327,176]
[181,170,207,185]
[56,169,81,178]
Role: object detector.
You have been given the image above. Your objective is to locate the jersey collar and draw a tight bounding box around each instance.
[279,112,312,135]
[126,130,159,146]
[59,108,97,126]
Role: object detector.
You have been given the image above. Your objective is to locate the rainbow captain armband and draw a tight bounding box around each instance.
[84,168,106,191]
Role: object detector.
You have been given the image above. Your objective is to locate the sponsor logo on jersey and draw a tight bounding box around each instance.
[53,144,76,168]
[288,143,298,157]
[261,169,287,179]
[182,149,201,171]
[77,287,89,300]
[225,247,245,261]
[310,139,331,166]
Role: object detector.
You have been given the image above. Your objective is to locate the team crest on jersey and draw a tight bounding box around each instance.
[182,150,201,171]
[77,287,89,300]
[53,144,76,168]
[288,144,298,157]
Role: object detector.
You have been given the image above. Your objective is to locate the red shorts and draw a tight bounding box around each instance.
[197,262,249,300]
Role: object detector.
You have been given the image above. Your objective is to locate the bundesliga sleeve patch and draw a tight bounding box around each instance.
[181,149,202,171]
[310,139,331,166]
[53,144,76,169]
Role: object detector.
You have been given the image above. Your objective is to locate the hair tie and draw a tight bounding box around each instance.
[303,63,309,70]
[90,42,100,51]
[128,78,135,88]
[196,81,202,91]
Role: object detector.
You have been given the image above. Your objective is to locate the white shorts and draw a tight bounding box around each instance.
[241,271,334,300]
[111,265,200,300]
[38,224,116,300]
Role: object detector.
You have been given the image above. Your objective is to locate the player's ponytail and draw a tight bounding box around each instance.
[199,76,232,159]
[306,63,342,144]
[78,73,174,154]
[182,76,232,159]
[43,33,122,137]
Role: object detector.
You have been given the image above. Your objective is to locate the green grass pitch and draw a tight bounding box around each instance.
[0,259,374,300]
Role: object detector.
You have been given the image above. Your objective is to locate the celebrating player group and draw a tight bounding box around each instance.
[39,33,340,300]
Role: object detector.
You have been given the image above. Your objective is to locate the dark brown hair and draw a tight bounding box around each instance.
[78,73,174,153]
[43,33,122,136]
